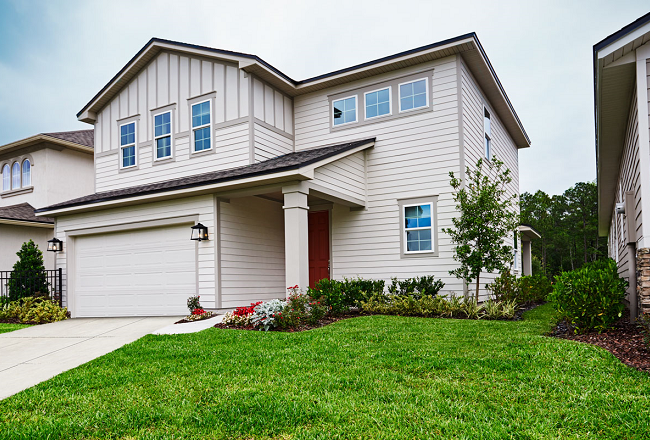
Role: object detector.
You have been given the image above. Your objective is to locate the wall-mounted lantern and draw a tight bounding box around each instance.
[47,237,63,252]
[190,223,209,241]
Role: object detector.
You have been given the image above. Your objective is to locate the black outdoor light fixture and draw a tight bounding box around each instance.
[47,237,63,252]
[190,223,209,241]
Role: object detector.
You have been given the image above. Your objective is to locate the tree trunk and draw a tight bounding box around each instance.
[475,272,481,303]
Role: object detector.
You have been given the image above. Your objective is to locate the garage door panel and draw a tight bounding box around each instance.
[74,225,197,317]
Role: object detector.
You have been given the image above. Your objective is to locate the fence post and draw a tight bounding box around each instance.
[58,267,63,307]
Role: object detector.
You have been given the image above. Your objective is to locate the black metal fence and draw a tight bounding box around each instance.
[0,268,63,306]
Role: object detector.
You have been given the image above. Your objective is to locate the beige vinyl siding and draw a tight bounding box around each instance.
[95,122,250,191]
[313,151,366,202]
[94,51,250,192]
[253,123,294,162]
[54,195,216,309]
[252,77,294,135]
[294,55,464,295]
[609,91,641,284]
[460,57,521,299]
[219,196,285,307]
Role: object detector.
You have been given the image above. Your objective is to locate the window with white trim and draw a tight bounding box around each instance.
[365,87,390,119]
[120,122,136,168]
[154,111,172,159]
[513,230,519,271]
[399,78,428,112]
[22,159,31,187]
[333,96,357,126]
[484,108,492,160]
[2,164,10,191]
[11,162,20,189]
[192,100,211,152]
[404,203,434,253]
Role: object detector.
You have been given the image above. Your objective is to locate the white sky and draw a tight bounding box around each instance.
[0,0,648,195]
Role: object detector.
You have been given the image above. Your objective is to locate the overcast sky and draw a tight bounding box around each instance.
[0,0,647,195]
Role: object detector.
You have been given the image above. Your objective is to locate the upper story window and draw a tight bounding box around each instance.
[2,164,9,191]
[333,96,357,126]
[404,202,434,253]
[399,78,428,112]
[120,122,137,168]
[484,108,492,161]
[22,159,31,187]
[513,230,519,271]
[365,87,391,120]
[154,111,172,159]
[192,100,211,152]
[11,162,20,189]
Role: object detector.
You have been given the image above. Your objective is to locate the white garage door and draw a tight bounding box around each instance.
[74,225,196,317]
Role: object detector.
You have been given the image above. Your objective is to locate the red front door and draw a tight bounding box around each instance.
[308,210,330,288]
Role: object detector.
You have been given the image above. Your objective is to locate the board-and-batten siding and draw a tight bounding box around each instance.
[252,77,294,135]
[219,196,285,307]
[609,91,641,285]
[54,195,216,308]
[94,51,250,192]
[460,57,521,299]
[253,123,293,162]
[313,151,366,202]
[294,55,465,295]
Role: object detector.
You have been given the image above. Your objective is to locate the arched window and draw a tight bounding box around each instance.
[22,159,31,187]
[11,162,20,189]
[2,164,9,191]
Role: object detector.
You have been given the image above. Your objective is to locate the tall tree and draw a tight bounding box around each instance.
[444,158,519,302]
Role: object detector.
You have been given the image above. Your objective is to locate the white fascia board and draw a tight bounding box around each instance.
[0,218,54,228]
[597,22,650,59]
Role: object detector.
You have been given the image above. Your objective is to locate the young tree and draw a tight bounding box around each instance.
[7,240,49,301]
[444,158,519,302]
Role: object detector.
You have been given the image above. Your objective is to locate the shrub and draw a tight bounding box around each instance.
[519,274,552,303]
[187,295,201,313]
[486,270,519,303]
[460,296,482,319]
[387,276,445,299]
[309,279,347,314]
[0,297,68,324]
[341,277,385,306]
[251,299,286,331]
[277,287,329,328]
[548,258,626,333]
[7,240,49,302]
[638,314,650,348]
[483,299,503,320]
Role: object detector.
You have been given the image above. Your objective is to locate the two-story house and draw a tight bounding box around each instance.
[595,12,650,319]
[0,130,94,270]
[36,34,530,318]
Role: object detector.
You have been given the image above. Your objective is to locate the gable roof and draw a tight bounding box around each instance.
[0,203,54,226]
[0,129,94,155]
[36,137,375,215]
[76,35,530,148]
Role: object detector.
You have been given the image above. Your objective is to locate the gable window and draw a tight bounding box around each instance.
[120,122,137,168]
[2,164,9,191]
[154,111,172,159]
[333,96,357,126]
[192,100,211,152]
[399,78,428,112]
[11,162,20,189]
[404,203,434,253]
[21,159,31,187]
[365,87,391,120]
[484,108,492,160]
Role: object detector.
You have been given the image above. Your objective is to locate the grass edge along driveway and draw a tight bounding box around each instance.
[0,304,648,440]
[0,323,31,334]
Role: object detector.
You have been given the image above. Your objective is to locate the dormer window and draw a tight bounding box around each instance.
[22,159,31,187]
[332,96,357,126]
[154,111,172,159]
[120,122,137,168]
[192,100,211,152]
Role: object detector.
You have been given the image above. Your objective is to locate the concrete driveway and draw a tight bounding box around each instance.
[0,316,179,400]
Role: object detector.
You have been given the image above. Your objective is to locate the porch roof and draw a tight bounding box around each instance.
[36,138,375,216]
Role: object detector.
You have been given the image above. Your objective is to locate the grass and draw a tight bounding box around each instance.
[0,323,30,334]
[0,304,648,439]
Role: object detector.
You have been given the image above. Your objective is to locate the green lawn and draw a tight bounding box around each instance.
[0,323,30,334]
[0,304,648,439]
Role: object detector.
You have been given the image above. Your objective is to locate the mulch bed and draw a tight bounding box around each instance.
[214,313,361,332]
[551,316,650,372]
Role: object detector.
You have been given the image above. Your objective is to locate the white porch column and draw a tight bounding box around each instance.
[283,182,309,294]
[522,240,532,276]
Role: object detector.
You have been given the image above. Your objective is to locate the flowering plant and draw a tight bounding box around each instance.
[234,301,263,317]
[187,295,201,313]
[222,311,252,326]
[191,308,206,315]
[250,299,286,331]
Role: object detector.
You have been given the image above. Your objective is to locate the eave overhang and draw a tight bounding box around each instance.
[0,134,94,155]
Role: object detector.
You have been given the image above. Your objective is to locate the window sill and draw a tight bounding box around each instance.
[190,148,213,156]
[1,186,34,198]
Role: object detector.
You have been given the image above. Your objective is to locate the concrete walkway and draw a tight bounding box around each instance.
[0,316,179,400]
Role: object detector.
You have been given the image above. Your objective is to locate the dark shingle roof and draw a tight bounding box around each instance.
[43,130,94,148]
[37,138,375,213]
[0,203,54,224]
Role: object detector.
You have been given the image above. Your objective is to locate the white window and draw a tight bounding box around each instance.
[403,203,434,253]
[154,111,172,159]
[484,108,492,160]
[399,78,428,112]
[192,100,211,152]
[120,122,137,168]
[364,87,391,120]
[332,95,357,126]
[11,162,20,189]
[2,164,9,191]
[21,159,31,187]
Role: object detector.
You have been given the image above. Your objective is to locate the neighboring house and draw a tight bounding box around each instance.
[0,131,94,270]
[36,34,531,318]
[595,12,650,319]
